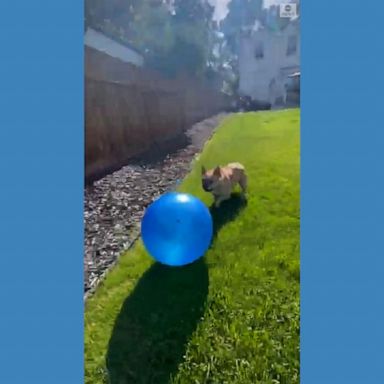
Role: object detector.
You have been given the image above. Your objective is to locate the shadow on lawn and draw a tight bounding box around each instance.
[106,193,246,384]
[106,258,209,384]
[209,192,248,240]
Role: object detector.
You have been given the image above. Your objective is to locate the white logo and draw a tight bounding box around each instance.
[279,3,297,18]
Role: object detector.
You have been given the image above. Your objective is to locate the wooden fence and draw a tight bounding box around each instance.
[85,47,230,180]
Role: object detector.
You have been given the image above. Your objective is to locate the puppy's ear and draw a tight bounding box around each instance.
[201,165,206,175]
[213,166,221,176]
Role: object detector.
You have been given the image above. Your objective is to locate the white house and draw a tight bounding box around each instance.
[238,16,300,106]
[84,27,144,67]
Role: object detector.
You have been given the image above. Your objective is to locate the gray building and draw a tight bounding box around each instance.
[238,15,300,106]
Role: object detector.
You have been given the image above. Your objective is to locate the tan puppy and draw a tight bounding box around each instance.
[201,162,247,207]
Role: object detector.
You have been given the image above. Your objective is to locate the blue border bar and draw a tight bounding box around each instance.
[0,1,84,383]
[302,1,384,382]
[1,0,384,383]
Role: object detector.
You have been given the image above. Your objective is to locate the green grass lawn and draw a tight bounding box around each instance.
[85,109,300,384]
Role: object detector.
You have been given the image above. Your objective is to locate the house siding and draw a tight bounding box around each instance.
[238,21,300,105]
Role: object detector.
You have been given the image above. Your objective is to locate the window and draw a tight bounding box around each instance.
[254,41,264,59]
[287,35,297,56]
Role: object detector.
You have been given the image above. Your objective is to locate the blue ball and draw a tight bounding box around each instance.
[141,192,213,266]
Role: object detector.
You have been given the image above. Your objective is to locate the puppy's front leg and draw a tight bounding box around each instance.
[214,196,222,208]
[214,194,230,208]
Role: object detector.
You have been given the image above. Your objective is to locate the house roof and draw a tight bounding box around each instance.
[240,12,300,40]
[85,27,144,57]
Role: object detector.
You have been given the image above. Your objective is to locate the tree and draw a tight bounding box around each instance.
[220,0,263,55]
[204,28,239,94]
[85,0,175,53]
[85,0,142,45]
[85,0,222,81]
[129,1,174,56]
[167,0,215,78]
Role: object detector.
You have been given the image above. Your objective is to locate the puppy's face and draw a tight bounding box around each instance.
[201,166,221,192]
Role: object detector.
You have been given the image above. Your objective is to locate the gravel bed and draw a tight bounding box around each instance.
[84,114,228,298]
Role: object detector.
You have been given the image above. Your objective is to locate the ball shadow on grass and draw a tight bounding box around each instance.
[106,258,209,384]
[106,193,246,384]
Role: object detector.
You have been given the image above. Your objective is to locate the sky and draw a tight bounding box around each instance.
[209,0,283,21]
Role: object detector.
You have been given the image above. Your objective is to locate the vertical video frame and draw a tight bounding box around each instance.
[85,1,300,383]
